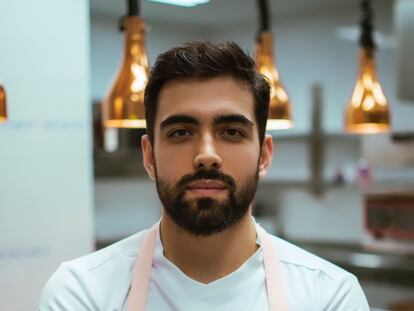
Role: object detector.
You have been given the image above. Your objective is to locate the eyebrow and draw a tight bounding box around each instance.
[159,113,254,130]
[160,114,199,130]
[213,114,254,127]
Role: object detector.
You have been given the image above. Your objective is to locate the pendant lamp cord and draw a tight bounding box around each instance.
[119,0,140,31]
[360,0,375,49]
[127,0,140,16]
[256,0,271,44]
[257,0,270,33]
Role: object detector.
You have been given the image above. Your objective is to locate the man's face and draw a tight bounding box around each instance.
[142,76,272,236]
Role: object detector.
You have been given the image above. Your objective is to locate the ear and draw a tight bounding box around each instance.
[141,134,156,181]
[258,134,273,179]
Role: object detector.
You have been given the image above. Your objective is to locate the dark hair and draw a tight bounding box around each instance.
[144,41,270,146]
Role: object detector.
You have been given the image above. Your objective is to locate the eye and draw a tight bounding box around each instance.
[221,128,245,139]
[167,128,192,139]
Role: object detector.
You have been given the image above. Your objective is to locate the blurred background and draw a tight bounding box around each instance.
[1,0,414,310]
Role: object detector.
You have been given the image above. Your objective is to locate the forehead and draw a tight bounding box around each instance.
[155,76,255,126]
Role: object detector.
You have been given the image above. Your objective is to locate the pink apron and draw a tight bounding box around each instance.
[126,223,290,311]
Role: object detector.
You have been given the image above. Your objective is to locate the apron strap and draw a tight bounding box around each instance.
[127,223,158,311]
[257,225,290,311]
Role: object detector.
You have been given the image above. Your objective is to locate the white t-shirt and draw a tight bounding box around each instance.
[38,223,370,310]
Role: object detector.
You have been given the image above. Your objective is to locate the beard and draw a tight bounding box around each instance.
[155,167,259,237]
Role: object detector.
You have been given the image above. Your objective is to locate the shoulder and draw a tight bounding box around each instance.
[38,229,148,310]
[270,235,349,279]
[268,235,370,310]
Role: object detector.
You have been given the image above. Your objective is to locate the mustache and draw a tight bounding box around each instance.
[176,169,236,190]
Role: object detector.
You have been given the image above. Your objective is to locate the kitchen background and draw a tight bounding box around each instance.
[0,0,413,310]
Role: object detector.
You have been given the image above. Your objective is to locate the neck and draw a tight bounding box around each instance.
[159,209,258,284]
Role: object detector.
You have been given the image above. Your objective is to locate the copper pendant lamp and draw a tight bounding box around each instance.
[102,0,149,128]
[255,0,292,130]
[0,83,7,123]
[344,0,391,134]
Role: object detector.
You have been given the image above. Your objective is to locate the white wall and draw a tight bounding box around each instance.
[0,1,93,310]
[396,0,414,101]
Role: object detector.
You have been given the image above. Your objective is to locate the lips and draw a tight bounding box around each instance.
[185,180,228,197]
[186,180,227,190]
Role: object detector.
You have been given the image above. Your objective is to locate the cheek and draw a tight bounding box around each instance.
[220,145,260,177]
[153,145,194,181]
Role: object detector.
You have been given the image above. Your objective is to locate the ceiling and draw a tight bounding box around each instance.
[90,0,360,27]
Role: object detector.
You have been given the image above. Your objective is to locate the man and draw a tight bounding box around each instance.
[39,42,369,310]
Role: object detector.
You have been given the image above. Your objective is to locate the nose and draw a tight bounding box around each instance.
[193,134,222,171]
